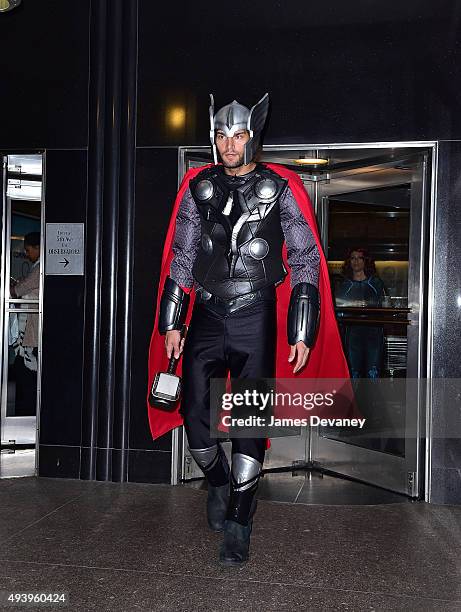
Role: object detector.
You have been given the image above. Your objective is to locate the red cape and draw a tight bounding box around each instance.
[147,163,351,441]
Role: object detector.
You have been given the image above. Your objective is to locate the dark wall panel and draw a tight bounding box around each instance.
[40,149,86,446]
[130,147,178,453]
[431,142,461,380]
[429,141,461,504]
[138,0,461,146]
[0,0,91,149]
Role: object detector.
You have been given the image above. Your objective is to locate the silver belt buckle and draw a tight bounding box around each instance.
[243,290,258,303]
[228,290,257,314]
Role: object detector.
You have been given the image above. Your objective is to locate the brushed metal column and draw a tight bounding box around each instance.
[82,0,138,481]
[96,0,123,480]
[82,0,107,480]
[113,0,138,481]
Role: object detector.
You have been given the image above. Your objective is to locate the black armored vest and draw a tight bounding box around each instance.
[189,163,289,300]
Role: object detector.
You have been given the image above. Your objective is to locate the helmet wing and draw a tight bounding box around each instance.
[247,92,269,137]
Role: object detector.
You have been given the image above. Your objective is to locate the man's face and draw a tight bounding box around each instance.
[215,129,250,168]
[24,244,40,263]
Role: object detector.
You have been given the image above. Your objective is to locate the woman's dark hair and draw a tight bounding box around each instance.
[342,246,376,279]
[24,232,40,248]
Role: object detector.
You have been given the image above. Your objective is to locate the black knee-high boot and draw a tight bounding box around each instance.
[189,444,230,532]
[219,453,261,566]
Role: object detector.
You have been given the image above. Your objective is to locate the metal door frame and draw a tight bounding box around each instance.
[0,152,45,475]
[172,142,438,496]
[313,153,431,495]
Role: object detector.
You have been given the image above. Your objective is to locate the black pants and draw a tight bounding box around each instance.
[181,296,277,464]
[344,324,384,379]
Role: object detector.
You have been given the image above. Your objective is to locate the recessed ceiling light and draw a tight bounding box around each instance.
[293,157,329,166]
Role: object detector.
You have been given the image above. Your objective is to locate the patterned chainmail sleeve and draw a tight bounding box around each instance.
[279,185,321,288]
[170,186,201,290]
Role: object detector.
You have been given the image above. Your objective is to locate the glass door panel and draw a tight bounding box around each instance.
[313,154,430,495]
[1,155,43,446]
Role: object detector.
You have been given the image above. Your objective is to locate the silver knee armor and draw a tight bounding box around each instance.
[231,453,262,492]
[189,445,220,470]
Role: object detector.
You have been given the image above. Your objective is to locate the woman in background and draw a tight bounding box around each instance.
[336,247,387,378]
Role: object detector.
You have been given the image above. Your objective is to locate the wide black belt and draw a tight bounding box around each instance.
[195,285,276,315]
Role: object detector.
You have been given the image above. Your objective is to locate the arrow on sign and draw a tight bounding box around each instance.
[59,258,70,268]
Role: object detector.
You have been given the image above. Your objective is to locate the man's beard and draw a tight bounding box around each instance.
[221,152,245,168]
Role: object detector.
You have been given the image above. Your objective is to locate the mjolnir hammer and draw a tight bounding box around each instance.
[149,324,187,411]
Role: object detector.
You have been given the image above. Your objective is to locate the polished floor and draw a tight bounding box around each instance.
[1,473,461,611]
[186,468,410,505]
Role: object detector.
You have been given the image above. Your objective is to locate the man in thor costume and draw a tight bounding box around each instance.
[147,93,350,566]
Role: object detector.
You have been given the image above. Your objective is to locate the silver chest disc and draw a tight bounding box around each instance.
[195,179,214,201]
[254,178,277,200]
[248,238,269,260]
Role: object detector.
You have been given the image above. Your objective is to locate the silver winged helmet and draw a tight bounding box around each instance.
[209,93,269,165]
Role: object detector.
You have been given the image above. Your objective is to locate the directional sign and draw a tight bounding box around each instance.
[45,223,84,275]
